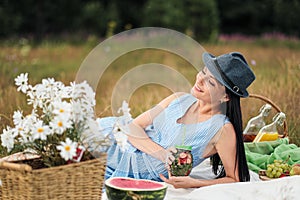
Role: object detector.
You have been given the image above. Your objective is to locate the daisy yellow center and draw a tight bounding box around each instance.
[57,121,63,127]
[37,128,44,133]
[59,109,64,113]
[64,145,71,152]
[18,127,23,131]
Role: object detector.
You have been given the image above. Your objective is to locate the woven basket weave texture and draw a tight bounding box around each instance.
[0,156,106,200]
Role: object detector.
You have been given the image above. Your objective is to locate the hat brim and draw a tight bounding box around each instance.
[202,52,249,97]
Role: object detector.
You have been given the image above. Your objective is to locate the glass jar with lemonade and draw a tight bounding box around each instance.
[253,112,286,142]
[243,104,272,142]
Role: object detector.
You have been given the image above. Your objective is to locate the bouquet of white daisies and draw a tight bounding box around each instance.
[0,73,130,167]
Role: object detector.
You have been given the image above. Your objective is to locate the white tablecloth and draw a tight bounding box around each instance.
[103,159,300,200]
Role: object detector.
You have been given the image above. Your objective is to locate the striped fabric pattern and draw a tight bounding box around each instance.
[98,93,229,181]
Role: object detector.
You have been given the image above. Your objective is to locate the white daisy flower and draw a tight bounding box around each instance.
[41,79,62,101]
[114,131,129,152]
[56,138,77,161]
[1,128,15,152]
[5,73,104,166]
[76,100,94,118]
[49,116,72,135]
[27,84,46,109]
[15,125,31,144]
[13,110,23,126]
[112,124,129,152]
[26,85,37,105]
[42,77,56,89]
[57,84,71,99]
[71,101,85,122]
[118,100,131,115]
[52,100,72,118]
[15,73,29,93]
[22,113,38,133]
[118,100,132,125]
[71,81,96,106]
[31,120,51,140]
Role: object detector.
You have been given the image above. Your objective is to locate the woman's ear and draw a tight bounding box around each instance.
[222,94,230,102]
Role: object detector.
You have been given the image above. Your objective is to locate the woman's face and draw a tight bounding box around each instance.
[191,67,226,104]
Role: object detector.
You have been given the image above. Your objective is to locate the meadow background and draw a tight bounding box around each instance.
[1,0,300,156]
[0,36,299,152]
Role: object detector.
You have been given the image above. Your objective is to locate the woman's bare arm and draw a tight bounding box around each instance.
[132,92,185,128]
[126,92,185,162]
[160,123,239,187]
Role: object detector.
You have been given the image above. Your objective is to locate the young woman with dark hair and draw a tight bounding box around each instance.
[97,52,255,188]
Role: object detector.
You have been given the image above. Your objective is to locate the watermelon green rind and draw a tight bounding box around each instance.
[105,185,167,200]
[105,177,167,200]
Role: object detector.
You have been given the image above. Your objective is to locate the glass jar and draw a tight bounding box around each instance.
[169,145,193,176]
[253,112,286,142]
[243,104,272,142]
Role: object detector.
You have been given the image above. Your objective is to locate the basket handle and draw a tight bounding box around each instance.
[249,93,288,138]
[0,161,32,172]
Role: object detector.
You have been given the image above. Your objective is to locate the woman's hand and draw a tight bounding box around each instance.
[159,173,201,188]
[165,146,177,165]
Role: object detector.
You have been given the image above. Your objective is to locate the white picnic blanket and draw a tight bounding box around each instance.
[103,159,300,200]
[165,175,300,200]
[102,173,300,200]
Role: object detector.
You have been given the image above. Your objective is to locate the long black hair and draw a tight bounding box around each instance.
[211,88,250,182]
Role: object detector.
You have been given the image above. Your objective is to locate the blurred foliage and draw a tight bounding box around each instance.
[217,0,300,37]
[143,0,219,41]
[0,0,299,42]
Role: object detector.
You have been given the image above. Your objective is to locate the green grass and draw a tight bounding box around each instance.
[0,37,299,154]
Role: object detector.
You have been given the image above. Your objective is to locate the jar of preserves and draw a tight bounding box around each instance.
[169,145,193,176]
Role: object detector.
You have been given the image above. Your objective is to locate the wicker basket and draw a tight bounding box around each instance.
[0,155,106,200]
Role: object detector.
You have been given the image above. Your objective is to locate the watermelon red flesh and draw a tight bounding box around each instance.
[109,178,163,189]
[105,177,167,200]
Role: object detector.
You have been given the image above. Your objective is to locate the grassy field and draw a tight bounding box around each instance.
[0,37,299,152]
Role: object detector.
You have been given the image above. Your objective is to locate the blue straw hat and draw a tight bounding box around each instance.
[202,52,255,98]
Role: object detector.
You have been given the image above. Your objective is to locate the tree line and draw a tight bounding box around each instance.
[1,0,299,41]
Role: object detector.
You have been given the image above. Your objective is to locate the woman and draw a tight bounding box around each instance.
[97,51,255,188]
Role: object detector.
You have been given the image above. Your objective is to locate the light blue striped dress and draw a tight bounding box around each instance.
[98,93,229,181]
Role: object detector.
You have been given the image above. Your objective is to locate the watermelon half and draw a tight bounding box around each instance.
[105,177,167,200]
